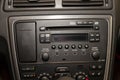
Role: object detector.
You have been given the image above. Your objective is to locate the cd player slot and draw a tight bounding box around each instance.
[46,25,93,31]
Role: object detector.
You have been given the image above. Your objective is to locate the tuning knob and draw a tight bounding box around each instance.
[57,76,75,80]
[91,51,100,60]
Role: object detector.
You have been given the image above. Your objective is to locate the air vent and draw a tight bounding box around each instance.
[63,0,104,7]
[13,0,55,7]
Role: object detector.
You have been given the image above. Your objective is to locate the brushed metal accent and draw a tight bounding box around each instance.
[55,0,62,8]
[9,15,112,80]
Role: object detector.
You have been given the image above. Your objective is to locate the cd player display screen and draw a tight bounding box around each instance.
[52,34,88,42]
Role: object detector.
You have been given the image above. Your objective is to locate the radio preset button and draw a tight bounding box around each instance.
[71,44,76,49]
[78,44,82,49]
[58,45,62,49]
[65,45,69,49]
[51,45,56,49]
[84,44,89,49]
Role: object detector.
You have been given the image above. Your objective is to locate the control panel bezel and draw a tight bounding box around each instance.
[8,15,112,80]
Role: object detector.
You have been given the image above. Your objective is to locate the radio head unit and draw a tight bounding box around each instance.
[9,15,112,80]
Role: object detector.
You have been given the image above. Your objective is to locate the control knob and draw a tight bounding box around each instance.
[74,72,89,80]
[42,53,49,61]
[38,73,52,80]
[41,76,49,80]
[91,51,100,60]
[57,76,75,80]
[76,75,86,80]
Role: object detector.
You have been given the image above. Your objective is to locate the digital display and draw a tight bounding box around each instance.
[52,34,88,42]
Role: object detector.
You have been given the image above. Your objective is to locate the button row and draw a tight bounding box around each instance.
[22,73,36,78]
[90,72,102,77]
[90,65,103,70]
[76,21,100,30]
[76,21,94,25]
[51,44,89,49]
[21,66,36,79]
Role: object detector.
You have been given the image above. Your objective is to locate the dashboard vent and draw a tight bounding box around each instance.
[13,0,55,7]
[62,0,104,7]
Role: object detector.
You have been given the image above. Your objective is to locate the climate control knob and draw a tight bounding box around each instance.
[77,75,84,80]
[38,73,52,80]
[57,76,75,80]
[76,75,87,80]
[74,72,89,80]
[91,51,100,60]
[41,76,49,80]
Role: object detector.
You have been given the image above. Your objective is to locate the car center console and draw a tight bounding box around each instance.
[9,15,112,80]
[0,0,117,80]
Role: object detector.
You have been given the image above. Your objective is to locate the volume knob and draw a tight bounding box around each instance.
[91,51,100,60]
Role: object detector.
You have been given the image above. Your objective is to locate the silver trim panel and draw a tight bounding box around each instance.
[9,15,112,80]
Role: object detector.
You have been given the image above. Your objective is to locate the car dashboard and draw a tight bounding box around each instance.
[0,0,120,80]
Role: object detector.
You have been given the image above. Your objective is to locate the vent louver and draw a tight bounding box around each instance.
[13,0,55,7]
[62,0,104,7]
